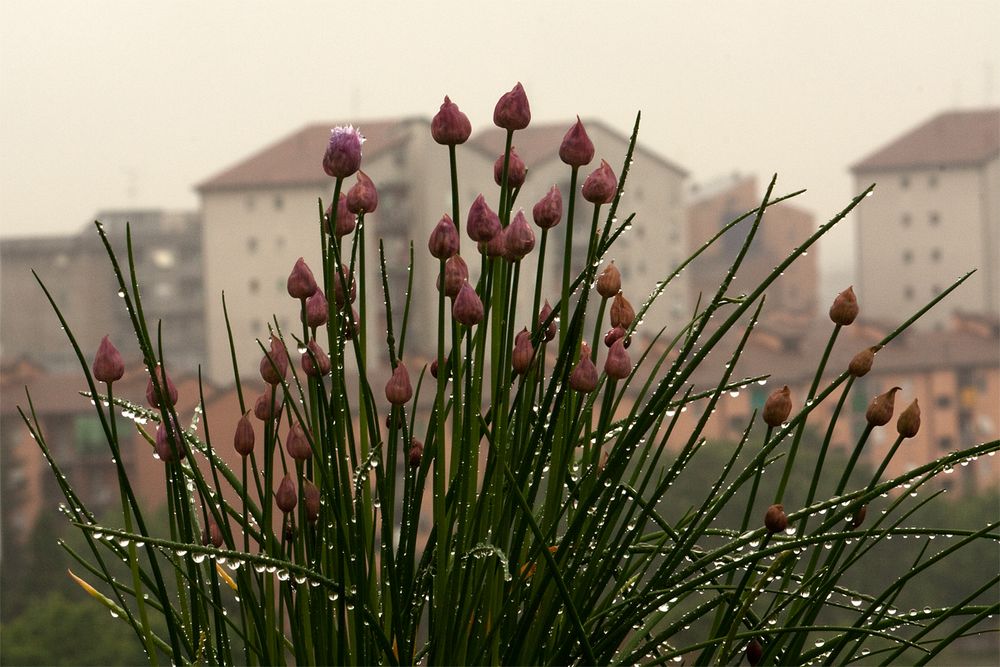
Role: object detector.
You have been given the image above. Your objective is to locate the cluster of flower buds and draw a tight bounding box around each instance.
[306,290,328,328]
[605,338,632,380]
[503,211,535,262]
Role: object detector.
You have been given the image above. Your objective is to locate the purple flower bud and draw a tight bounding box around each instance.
[234,411,255,457]
[764,504,788,533]
[431,96,472,145]
[287,257,318,300]
[582,159,617,204]
[260,337,289,386]
[569,343,599,393]
[201,516,224,548]
[829,286,859,326]
[851,505,867,529]
[155,417,187,462]
[484,228,507,258]
[275,473,297,514]
[306,290,329,328]
[559,116,595,167]
[385,362,413,406]
[493,82,531,131]
[596,262,621,298]
[747,640,764,667]
[303,479,320,523]
[532,185,562,230]
[322,125,364,179]
[437,254,469,299]
[286,423,313,461]
[866,386,901,427]
[428,214,460,259]
[604,326,626,348]
[538,300,557,342]
[467,194,501,243]
[452,282,484,326]
[333,264,356,308]
[503,210,535,261]
[146,365,178,408]
[605,338,632,379]
[763,385,793,427]
[408,438,424,469]
[896,398,921,438]
[429,358,440,379]
[494,147,526,188]
[301,340,331,377]
[610,293,635,329]
[346,170,378,214]
[512,328,535,376]
[326,194,357,238]
[92,335,124,384]
[253,392,282,422]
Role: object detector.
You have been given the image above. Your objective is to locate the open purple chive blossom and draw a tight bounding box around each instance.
[322,125,364,179]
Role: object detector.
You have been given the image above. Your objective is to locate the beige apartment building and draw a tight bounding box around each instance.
[851,109,999,328]
[198,118,690,384]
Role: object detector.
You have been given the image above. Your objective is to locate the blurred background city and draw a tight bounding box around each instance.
[1,2,997,664]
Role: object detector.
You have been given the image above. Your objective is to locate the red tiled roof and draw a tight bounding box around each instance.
[468,119,688,176]
[197,119,425,192]
[852,108,1000,173]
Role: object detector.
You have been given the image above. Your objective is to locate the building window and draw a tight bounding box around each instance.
[274,195,284,210]
[929,211,940,225]
[901,212,911,227]
[248,279,259,294]
[903,285,914,300]
[902,249,913,264]
[900,175,910,189]
[930,247,942,262]
[247,237,258,253]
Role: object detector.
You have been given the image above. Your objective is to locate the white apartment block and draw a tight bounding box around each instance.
[851,109,999,328]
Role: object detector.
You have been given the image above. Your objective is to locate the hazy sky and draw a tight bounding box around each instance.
[1,1,997,280]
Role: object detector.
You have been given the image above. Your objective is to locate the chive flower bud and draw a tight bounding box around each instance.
[532,185,563,229]
[286,423,312,461]
[155,417,187,462]
[275,473,297,514]
[829,286,859,326]
[146,365,178,408]
[851,504,867,529]
[582,159,616,204]
[604,326,629,349]
[333,264,356,307]
[569,343,599,393]
[92,335,124,384]
[287,257,318,300]
[493,82,530,131]
[346,170,378,214]
[484,228,507,257]
[609,292,635,329]
[605,338,632,379]
[559,116,595,167]
[303,479,320,523]
[259,337,289,385]
[762,385,792,427]
[322,125,363,179]
[453,282,484,326]
[201,516,224,548]
[512,328,535,375]
[326,194,357,238]
[764,504,788,533]
[494,147,526,188]
[431,95,472,145]
[234,411,255,457]
[503,210,535,261]
[408,438,424,469]
[848,344,882,377]
[301,339,331,377]
[865,386,901,427]
[306,290,328,328]
[747,640,764,666]
[437,254,469,298]
[596,262,621,299]
[253,392,282,422]
[429,214,460,259]
[467,194,501,243]
[538,300,557,342]
[896,398,921,438]
[385,362,413,405]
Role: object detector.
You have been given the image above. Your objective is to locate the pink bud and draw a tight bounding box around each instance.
[303,479,320,523]
[385,362,413,405]
[605,338,632,379]
[306,290,329,328]
[333,264,356,308]
[559,116,595,167]
[582,159,617,204]
[596,262,621,298]
[201,516,224,548]
[322,125,363,179]
[452,282,484,326]
[146,365,178,408]
[155,417,187,462]
[503,210,535,261]
[494,147,526,188]
[408,438,424,468]
[301,339,331,377]
[512,328,535,375]
[286,423,313,461]
[569,343,599,393]
[467,194,501,243]
[92,335,124,384]
[493,82,531,131]
[234,411,255,457]
[437,254,469,298]
[532,185,563,229]
[538,300,557,342]
[604,326,627,349]
[431,95,472,145]
[287,257,318,300]
[259,337,289,386]
[428,214,460,259]
[275,473,297,514]
[253,392,282,422]
[484,227,507,258]
[346,170,378,214]
[326,194,357,238]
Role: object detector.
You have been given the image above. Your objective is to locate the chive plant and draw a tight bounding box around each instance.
[21,83,999,665]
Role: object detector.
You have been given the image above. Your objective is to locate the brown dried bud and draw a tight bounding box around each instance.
[333,264,356,308]
[385,362,413,405]
[346,170,378,214]
[581,159,617,204]
[569,343,599,393]
[301,339,331,377]
[605,338,632,380]
[866,386,901,427]
[275,473,297,514]
[253,392,282,422]
[559,116,595,167]
[146,365,178,408]
[493,82,531,131]
[532,184,562,229]
[286,423,313,461]
[511,328,535,375]
[848,345,882,377]
[287,257,318,300]
[234,411,255,457]
[201,516,224,548]
[259,337,289,386]
[746,639,764,666]
[92,335,124,384]
[538,300,557,342]
[452,282,484,326]
[850,504,867,529]
[306,290,329,328]
[303,479,320,523]
[596,262,621,299]
[609,292,635,329]
[438,254,469,298]
[429,214,460,259]
[494,147,526,188]
[764,504,788,533]
[408,438,424,469]
[503,210,535,261]
[431,95,472,145]
[829,286,859,326]
[762,385,792,428]
[896,398,921,438]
